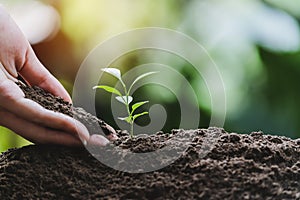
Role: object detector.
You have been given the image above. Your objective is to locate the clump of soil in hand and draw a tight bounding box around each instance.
[0,84,299,199]
[17,82,115,136]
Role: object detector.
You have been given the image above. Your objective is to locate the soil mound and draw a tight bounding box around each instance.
[0,128,299,199]
[0,84,299,199]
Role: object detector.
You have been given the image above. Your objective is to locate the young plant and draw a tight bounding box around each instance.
[93,68,157,138]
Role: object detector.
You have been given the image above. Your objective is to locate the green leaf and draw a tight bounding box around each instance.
[118,116,132,123]
[128,71,158,94]
[133,112,148,121]
[115,96,133,105]
[93,85,122,96]
[131,101,149,114]
[101,68,122,81]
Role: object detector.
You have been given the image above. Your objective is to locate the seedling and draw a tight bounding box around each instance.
[93,68,157,138]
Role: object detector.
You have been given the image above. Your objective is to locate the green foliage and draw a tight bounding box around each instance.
[0,127,32,152]
[93,85,122,96]
[93,68,157,138]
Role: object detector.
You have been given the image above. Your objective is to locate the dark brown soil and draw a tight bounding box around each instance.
[17,82,116,136]
[0,84,299,199]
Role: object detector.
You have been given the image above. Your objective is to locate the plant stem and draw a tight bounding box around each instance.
[125,102,131,116]
[126,103,134,138]
[130,122,134,138]
[121,81,134,138]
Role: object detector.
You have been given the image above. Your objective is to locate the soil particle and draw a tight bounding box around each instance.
[0,84,299,199]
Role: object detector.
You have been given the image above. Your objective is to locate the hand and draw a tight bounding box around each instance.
[0,6,110,146]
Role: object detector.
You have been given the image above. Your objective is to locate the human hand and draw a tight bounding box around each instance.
[0,5,111,146]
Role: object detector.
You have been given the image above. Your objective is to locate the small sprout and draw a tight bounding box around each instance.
[93,68,157,138]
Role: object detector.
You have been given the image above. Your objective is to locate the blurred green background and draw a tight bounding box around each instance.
[1,0,300,152]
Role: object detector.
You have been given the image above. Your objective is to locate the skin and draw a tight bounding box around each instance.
[0,6,112,146]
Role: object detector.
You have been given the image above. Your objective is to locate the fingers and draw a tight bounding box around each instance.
[0,106,113,147]
[18,48,72,102]
[0,108,82,146]
[0,105,111,147]
[0,79,89,143]
[0,70,112,147]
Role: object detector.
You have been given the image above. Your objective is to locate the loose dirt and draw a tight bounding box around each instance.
[0,84,299,199]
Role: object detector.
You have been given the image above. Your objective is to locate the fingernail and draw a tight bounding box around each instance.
[89,134,110,146]
[83,140,87,146]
